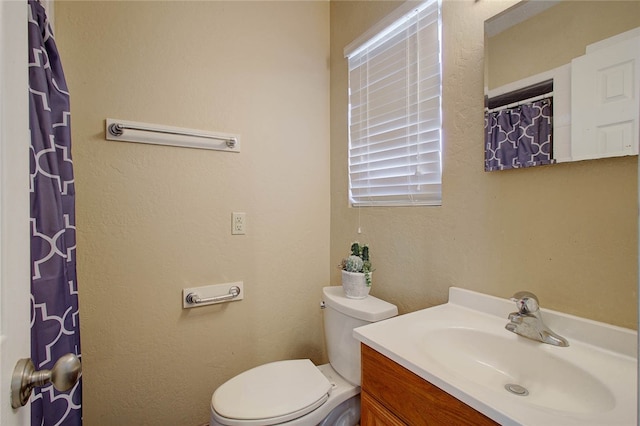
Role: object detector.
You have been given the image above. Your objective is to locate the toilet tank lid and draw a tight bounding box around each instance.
[322,286,398,322]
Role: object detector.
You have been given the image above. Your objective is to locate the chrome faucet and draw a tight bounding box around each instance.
[505,291,569,347]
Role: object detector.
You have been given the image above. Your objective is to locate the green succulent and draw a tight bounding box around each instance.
[340,242,373,287]
[344,255,364,272]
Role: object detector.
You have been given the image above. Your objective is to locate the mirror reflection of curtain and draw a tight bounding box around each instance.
[485,98,554,171]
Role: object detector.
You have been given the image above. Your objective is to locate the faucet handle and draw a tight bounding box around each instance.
[510,291,539,314]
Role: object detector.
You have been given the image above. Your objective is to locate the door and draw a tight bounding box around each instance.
[0,1,32,425]
[571,31,640,161]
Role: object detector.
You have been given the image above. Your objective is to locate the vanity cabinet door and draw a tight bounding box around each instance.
[361,344,498,426]
[361,390,406,426]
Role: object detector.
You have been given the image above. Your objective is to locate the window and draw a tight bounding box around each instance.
[345,0,442,206]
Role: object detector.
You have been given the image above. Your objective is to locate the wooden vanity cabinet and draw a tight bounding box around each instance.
[360,344,498,426]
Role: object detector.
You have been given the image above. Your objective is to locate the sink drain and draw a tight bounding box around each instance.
[505,383,529,396]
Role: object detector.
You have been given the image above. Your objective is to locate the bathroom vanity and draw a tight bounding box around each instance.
[360,344,496,425]
[353,287,637,426]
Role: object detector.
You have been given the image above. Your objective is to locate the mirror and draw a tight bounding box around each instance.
[484,0,639,170]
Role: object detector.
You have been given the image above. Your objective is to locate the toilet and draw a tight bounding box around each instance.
[209,286,398,426]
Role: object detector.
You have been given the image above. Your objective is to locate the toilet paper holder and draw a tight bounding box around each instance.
[183,282,243,308]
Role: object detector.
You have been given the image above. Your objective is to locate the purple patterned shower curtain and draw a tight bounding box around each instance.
[484,98,554,171]
[28,1,82,424]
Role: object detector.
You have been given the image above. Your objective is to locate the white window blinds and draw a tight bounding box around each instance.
[345,0,442,207]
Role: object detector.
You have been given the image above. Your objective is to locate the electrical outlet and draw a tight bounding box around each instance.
[232,212,246,235]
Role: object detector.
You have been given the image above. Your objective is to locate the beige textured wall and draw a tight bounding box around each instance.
[331,1,637,327]
[56,1,330,424]
[488,1,640,89]
[54,0,637,423]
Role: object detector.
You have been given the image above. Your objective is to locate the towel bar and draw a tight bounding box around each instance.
[105,118,240,152]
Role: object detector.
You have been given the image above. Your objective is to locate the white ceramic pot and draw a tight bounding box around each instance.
[341,270,372,299]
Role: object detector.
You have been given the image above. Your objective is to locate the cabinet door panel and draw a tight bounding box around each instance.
[361,391,406,426]
[361,344,498,426]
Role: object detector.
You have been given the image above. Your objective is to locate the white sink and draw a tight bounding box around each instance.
[354,288,637,425]
[420,327,615,414]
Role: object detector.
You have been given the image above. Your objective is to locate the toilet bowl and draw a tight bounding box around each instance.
[209,286,398,426]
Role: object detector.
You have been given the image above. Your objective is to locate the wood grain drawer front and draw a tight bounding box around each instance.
[361,344,498,426]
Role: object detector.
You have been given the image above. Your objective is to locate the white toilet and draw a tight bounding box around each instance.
[209,286,398,426]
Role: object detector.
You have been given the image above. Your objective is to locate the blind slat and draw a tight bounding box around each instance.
[351,99,440,130]
[351,154,442,170]
[350,144,441,165]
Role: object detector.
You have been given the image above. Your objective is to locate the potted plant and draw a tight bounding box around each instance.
[339,242,373,299]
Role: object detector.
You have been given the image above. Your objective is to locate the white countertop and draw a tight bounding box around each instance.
[353,287,637,426]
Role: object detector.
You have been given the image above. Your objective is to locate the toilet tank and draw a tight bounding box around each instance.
[322,286,397,386]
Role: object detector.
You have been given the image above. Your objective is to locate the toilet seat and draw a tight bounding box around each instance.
[211,359,333,426]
